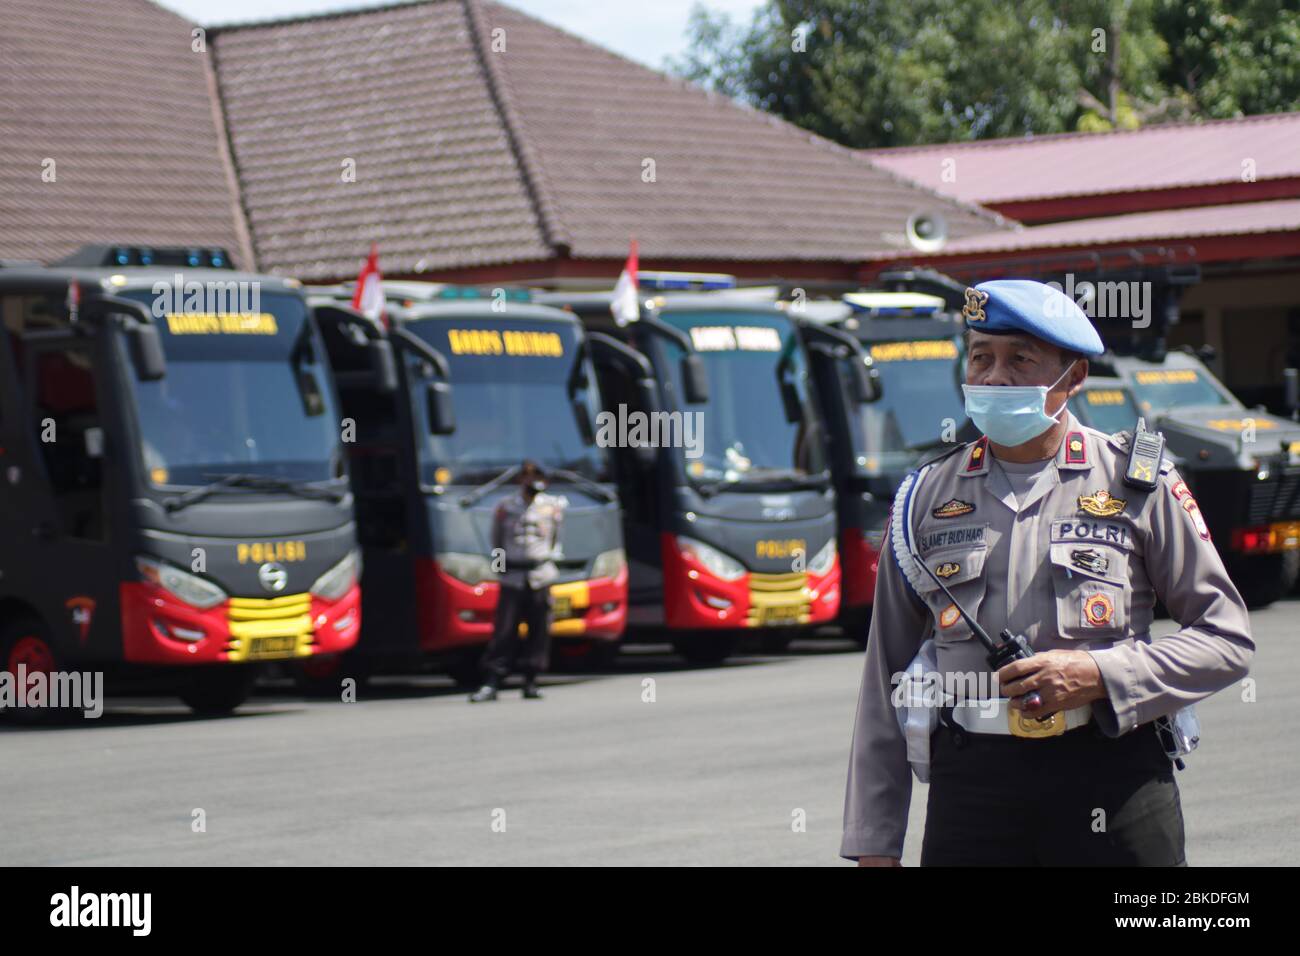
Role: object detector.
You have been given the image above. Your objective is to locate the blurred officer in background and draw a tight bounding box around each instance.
[841,280,1254,866]
[470,461,566,702]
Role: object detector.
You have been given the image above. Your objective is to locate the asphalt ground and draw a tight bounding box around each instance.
[2,598,1295,866]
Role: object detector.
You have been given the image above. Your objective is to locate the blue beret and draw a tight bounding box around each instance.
[961,279,1104,356]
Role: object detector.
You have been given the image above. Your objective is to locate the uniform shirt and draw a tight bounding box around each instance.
[840,413,1254,860]
[492,491,565,589]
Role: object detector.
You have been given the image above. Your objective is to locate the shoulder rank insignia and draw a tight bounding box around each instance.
[935,561,961,578]
[1079,489,1126,517]
[932,498,975,519]
[1064,431,1087,465]
[962,287,989,323]
[1082,592,1115,627]
[964,437,988,473]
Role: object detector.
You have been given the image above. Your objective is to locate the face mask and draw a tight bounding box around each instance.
[962,361,1075,447]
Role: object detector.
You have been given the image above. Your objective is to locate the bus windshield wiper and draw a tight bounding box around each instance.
[458,463,523,508]
[546,467,617,503]
[164,473,345,512]
[696,467,829,497]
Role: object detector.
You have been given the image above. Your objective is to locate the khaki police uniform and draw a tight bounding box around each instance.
[840,413,1254,864]
[481,491,565,682]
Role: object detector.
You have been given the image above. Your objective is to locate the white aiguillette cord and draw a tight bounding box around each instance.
[890,464,1045,712]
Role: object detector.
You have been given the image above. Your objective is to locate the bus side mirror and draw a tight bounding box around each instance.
[851,357,880,403]
[370,339,398,393]
[129,324,166,381]
[297,370,326,417]
[779,379,802,424]
[681,355,708,404]
[637,378,660,415]
[426,381,455,435]
[572,396,596,445]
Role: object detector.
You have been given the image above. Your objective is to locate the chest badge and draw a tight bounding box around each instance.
[935,561,961,578]
[1082,592,1115,627]
[932,498,975,519]
[1078,489,1127,517]
[1070,548,1109,576]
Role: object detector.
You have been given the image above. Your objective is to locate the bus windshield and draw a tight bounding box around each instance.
[1073,386,1141,434]
[658,310,827,486]
[1127,367,1230,413]
[853,338,967,472]
[405,317,608,484]
[122,289,343,487]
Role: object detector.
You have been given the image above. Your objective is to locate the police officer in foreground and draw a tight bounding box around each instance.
[841,280,1254,866]
[469,462,566,703]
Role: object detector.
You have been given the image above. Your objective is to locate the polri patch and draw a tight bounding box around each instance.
[938,604,961,628]
[1051,519,1133,551]
[932,498,975,519]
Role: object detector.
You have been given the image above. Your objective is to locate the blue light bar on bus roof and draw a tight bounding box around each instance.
[637,271,736,291]
[843,291,945,317]
[433,285,531,302]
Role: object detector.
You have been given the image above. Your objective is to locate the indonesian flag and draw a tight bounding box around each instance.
[352,242,386,327]
[610,237,639,326]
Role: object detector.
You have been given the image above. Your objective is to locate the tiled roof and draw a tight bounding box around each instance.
[865,198,1300,260]
[212,0,552,280]
[866,112,1300,205]
[212,0,1006,279]
[0,0,254,266]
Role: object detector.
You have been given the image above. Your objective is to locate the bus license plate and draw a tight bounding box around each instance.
[248,635,298,659]
[757,605,801,626]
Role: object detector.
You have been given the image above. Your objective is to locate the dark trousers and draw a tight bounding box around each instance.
[920,717,1187,866]
[480,582,552,683]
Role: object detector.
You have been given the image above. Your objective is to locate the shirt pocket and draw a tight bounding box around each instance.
[914,545,988,644]
[1047,542,1129,638]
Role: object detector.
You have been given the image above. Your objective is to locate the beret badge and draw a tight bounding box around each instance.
[962,287,989,323]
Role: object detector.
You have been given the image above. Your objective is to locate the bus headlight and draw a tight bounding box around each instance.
[437,552,498,585]
[591,548,626,579]
[136,556,227,610]
[808,539,837,576]
[311,550,362,601]
[678,535,745,581]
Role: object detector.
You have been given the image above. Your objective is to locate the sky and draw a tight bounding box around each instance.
[151,0,764,71]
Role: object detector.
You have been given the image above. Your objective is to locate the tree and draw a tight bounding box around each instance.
[669,0,1300,148]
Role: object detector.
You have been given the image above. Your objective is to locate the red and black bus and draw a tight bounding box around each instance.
[538,280,841,662]
[0,246,363,717]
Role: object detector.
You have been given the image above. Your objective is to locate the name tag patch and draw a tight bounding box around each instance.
[918,523,986,554]
[1051,519,1133,550]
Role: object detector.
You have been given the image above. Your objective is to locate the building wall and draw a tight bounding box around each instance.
[1179,266,1300,408]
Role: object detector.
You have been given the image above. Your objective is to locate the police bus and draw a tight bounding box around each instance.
[306,284,626,688]
[0,246,363,717]
[538,275,841,662]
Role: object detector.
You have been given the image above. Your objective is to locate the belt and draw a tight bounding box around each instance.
[950,699,1093,739]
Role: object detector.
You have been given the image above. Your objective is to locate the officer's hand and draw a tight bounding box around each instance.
[998,649,1106,714]
[857,856,901,867]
